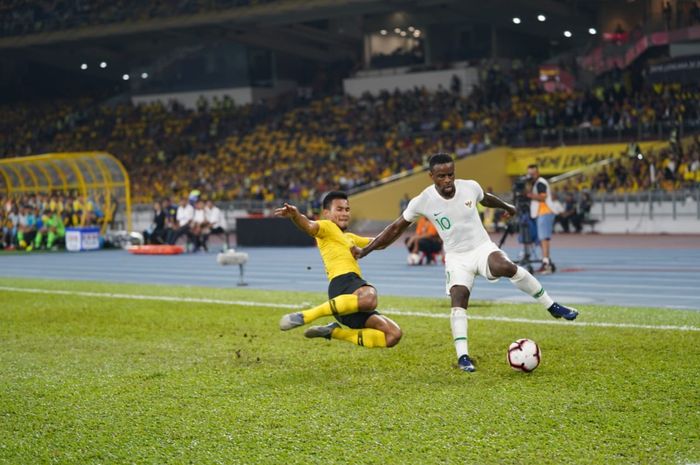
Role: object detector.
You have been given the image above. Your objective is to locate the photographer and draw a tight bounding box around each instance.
[526,164,562,274]
[510,175,538,257]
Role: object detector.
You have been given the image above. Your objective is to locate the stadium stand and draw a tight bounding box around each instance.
[564,138,700,193]
[480,68,700,147]
[0,0,273,37]
[0,86,493,204]
[3,0,700,234]
[2,71,698,205]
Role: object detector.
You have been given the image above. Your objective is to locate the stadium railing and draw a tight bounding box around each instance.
[507,119,700,147]
[592,188,700,221]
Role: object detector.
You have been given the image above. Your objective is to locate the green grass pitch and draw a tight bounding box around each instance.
[1,277,699,464]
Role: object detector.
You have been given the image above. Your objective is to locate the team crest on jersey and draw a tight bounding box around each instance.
[465,201,473,208]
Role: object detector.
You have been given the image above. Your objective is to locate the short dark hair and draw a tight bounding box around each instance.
[527,164,538,170]
[429,153,454,170]
[322,191,348,210]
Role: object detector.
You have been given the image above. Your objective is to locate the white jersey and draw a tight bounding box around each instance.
[403,179,490,254]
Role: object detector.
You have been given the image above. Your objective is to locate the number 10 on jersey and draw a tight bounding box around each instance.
[436,216,451,231]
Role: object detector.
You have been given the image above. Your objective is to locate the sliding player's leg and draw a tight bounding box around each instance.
[280,273,379,330]
[304,284,402,348]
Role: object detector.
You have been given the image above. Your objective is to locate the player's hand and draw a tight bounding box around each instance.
[273,203,299,218]
[504,205,517,218]
[351,245,366,259]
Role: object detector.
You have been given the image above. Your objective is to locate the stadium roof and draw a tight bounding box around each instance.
[0,0,599,65]
[0,0,617,99]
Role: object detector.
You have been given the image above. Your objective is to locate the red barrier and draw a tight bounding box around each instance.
[128,245,185,255]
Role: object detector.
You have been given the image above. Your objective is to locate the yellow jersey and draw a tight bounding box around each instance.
[313,219,371,281]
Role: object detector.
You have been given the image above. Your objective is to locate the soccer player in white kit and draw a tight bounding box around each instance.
[353,153,578,372]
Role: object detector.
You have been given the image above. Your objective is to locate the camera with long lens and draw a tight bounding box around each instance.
[498,174,541,272]
[511,175,531,213]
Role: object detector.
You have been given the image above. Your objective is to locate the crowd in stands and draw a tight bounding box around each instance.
[0,97,95,156]
[0,95,284,204]
[474,64,700,146]
[1,63,699,206]
[555,138,700,195]
[0,0,272,37]
[0,88,491,204]
[206,88,491,204]
[0,193,103,250]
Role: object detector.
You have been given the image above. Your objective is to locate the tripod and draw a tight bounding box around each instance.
[498,211,542,274]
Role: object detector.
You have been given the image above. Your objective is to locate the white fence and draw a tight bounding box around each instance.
[590,189,700,234]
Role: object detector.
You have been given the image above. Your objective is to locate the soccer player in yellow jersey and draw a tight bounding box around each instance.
[275,191,402,349]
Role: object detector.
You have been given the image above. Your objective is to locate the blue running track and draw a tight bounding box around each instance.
[2,234,699,310]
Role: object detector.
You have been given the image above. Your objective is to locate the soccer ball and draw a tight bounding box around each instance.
[507,338,541,372]
[407,252,421,265]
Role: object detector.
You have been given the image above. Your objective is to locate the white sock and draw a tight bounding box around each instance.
[450,307,468,357]
[509,266,554,308]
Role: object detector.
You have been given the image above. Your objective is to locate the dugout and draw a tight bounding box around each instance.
[0,152,131,232]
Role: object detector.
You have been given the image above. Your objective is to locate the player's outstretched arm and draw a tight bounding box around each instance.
[273,203,319,236]
[353,216,411,259]
[480,192,517,216]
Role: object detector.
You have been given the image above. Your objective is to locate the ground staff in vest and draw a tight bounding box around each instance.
[526,164,562,274]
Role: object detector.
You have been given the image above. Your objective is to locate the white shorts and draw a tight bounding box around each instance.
[444,241,501,294]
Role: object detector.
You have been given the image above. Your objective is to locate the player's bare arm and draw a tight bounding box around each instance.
[353,216,411,259]
[480,192,517,216]
[273,203,319,236]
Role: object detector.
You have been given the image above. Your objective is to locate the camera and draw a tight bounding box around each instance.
[498,173,541,272]
[511,175,531,213]
[512,175,528,194]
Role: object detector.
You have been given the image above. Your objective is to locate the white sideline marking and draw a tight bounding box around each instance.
[0,286,300,309]
[383,310,700,332]
[1,286,699,332]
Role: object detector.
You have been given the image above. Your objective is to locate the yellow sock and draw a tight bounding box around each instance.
[302,294,358,324]
[330,327,387,348]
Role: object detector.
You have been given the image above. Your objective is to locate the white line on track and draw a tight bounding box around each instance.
[2,285,698,332]
[4,269,700,301]
[7,264,698,288]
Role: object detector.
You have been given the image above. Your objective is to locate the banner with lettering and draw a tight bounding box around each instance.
[505,142,668,176]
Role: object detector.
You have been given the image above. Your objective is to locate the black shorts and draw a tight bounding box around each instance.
[327,272,378,329]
